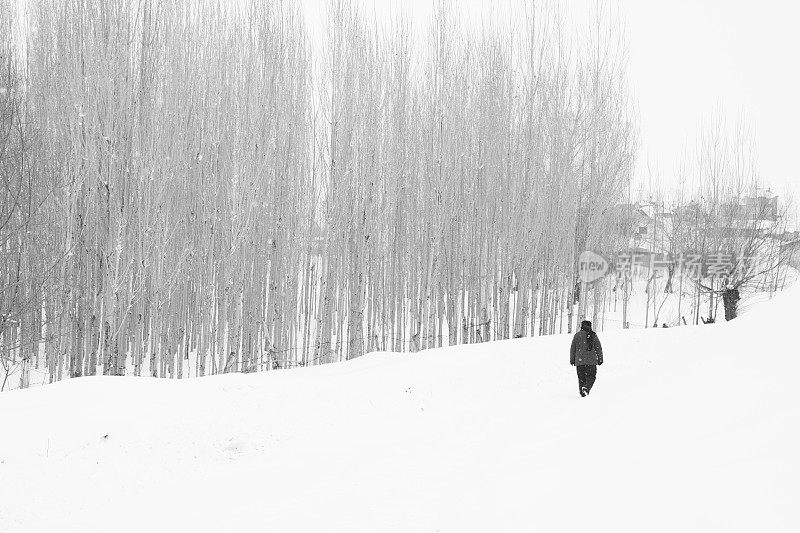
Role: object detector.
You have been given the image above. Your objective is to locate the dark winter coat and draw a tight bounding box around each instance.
[570,330,603,366]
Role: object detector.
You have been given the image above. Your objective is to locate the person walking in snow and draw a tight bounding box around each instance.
[570,320,603,397]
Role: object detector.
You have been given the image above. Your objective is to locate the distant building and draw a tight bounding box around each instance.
[780,240,800,270]
[746,188,779,222]
[722,188,779,222]
[607,202,672,252]
[777,230,800,242]
[608,203,649,239]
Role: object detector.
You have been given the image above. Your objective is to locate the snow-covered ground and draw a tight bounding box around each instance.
[1,283,798,532]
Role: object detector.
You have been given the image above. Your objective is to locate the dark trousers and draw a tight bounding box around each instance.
[576,365,597,394]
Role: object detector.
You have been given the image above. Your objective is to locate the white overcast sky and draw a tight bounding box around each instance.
[304,0,800,200]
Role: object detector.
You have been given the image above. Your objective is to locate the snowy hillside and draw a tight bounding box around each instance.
[1,285,798,533]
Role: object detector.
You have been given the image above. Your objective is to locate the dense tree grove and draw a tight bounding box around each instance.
[1,0,639,388]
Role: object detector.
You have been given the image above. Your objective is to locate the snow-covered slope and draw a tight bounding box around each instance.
[1,285,798,532]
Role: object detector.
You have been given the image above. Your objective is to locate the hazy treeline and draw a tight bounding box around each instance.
[0,0,636,388]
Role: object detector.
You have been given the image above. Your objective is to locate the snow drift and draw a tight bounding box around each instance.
[1,284,798,532]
